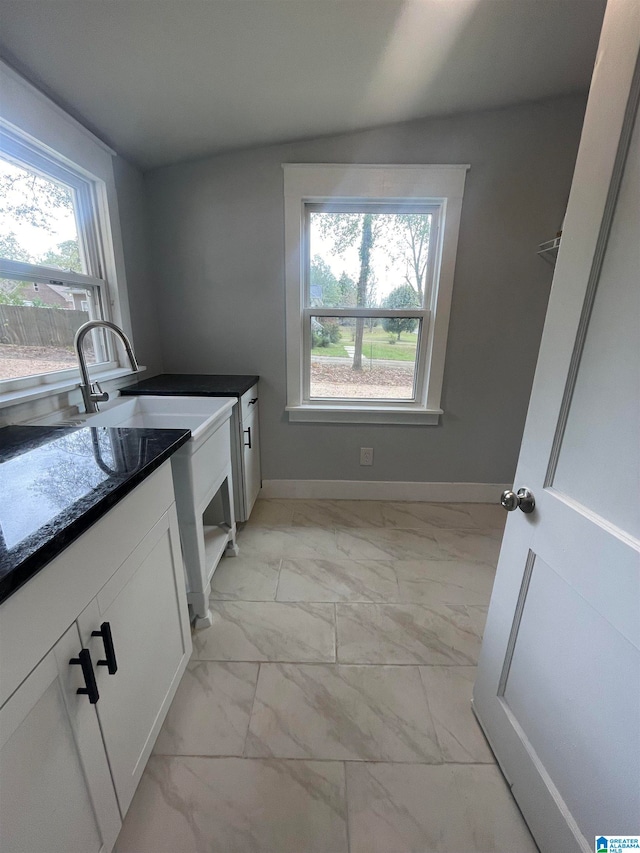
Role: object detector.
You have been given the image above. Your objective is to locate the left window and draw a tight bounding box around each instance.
[0,130,113,385]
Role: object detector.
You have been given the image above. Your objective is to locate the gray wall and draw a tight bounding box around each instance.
[145,95,586,484]
[113,156,164,376]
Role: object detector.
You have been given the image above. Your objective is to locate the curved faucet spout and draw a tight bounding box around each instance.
[74,320,139,413]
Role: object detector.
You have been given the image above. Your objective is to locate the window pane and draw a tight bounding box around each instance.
[308,211,432,309]
[0,279,106,381]
[0,156,83,272]
[310,315,420,400]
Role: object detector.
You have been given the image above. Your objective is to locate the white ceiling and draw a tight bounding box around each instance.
[0,0,606,170]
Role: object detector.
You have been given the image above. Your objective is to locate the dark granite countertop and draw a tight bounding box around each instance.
[119,374,259,398]
[0,424,190,606]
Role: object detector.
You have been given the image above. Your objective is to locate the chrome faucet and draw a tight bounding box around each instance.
[74,320,139,413]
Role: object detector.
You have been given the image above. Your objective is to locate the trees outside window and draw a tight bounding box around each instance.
[0,139,110,381]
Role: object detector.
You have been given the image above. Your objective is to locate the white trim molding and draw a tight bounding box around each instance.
[283,163,469,425]
[285,405,442,424]
[260,479,509,503]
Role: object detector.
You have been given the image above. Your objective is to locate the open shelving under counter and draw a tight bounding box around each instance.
[203,524,233,574]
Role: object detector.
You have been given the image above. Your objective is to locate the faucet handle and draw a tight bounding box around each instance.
[91,381,109,403]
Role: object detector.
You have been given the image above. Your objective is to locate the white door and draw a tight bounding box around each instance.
[0,623,121,853]
[473,3,640,852]
[78,507,192,815]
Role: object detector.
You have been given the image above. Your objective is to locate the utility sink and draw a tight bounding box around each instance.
[30,393,240,628]
[83,395,236,449]
[86,394,239,628]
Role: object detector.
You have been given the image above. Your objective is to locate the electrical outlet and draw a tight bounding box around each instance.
[360,447,374,466]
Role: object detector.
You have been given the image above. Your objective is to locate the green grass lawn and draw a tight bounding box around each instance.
[311,326,418,362]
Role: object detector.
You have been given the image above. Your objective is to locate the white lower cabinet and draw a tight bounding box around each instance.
[77,509,191,815]
[242,399,261,519]
[0,463,192,853]
[232,383,261,521]
[0,623,121,853]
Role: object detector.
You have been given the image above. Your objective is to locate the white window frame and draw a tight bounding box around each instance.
[0,60,136,407]
[283,164,468,424]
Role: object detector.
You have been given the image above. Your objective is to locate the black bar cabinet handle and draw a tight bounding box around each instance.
[244,427,252,449]
[92,621,118,674]
[248,398,257,405]
[69,649,99,704]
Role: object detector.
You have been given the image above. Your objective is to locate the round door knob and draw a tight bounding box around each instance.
[501,488,535,514]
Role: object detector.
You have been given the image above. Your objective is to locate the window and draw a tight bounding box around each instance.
[283,164,468,423]
[0,132,112,385]
[0,58,135,406]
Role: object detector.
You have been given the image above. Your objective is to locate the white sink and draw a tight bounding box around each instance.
[28,393,240,628]
[83,395,236,448]
[85,394,240,628]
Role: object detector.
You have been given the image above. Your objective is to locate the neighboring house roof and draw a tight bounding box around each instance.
[16,282,69,307]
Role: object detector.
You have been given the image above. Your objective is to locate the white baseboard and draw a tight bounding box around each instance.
[260,480,509,503]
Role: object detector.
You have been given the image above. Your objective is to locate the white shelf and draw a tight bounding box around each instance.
[537,236,561,265]
[203,524,230,580]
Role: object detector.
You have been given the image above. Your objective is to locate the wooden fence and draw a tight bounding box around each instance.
[0,305,89,348]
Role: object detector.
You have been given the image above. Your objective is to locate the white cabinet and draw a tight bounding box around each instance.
[232,383,261,521]
[0,623,121,853]
[77,508,191,814]
[0,462,192,853]
[242,397,261,518]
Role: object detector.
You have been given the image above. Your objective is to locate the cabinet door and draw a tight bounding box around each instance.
[242,403,261,518]
[78,506,191,816]
[0,623,121,853]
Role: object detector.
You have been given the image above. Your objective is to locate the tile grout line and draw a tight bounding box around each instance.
[189,658,478,667]
[155,754,495,766]
[343,760,352,853]
[415,664,446,764]
[243,662,262,758]
[273,557,284,601]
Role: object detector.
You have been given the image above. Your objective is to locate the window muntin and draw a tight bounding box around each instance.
[0,133,114,386]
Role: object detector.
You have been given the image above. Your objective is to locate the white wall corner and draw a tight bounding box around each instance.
[259,479,509,503]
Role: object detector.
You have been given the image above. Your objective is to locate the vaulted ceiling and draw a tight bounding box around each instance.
[0,0,606,169]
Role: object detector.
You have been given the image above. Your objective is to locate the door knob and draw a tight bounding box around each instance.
[501,488,535,514]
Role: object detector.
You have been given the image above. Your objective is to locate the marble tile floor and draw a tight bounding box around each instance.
[115,499,538,853]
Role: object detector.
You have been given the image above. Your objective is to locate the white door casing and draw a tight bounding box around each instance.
[473,2,640,852]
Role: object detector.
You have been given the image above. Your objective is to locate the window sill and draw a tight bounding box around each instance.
[0,366,146,411]
[286,405,442,425]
